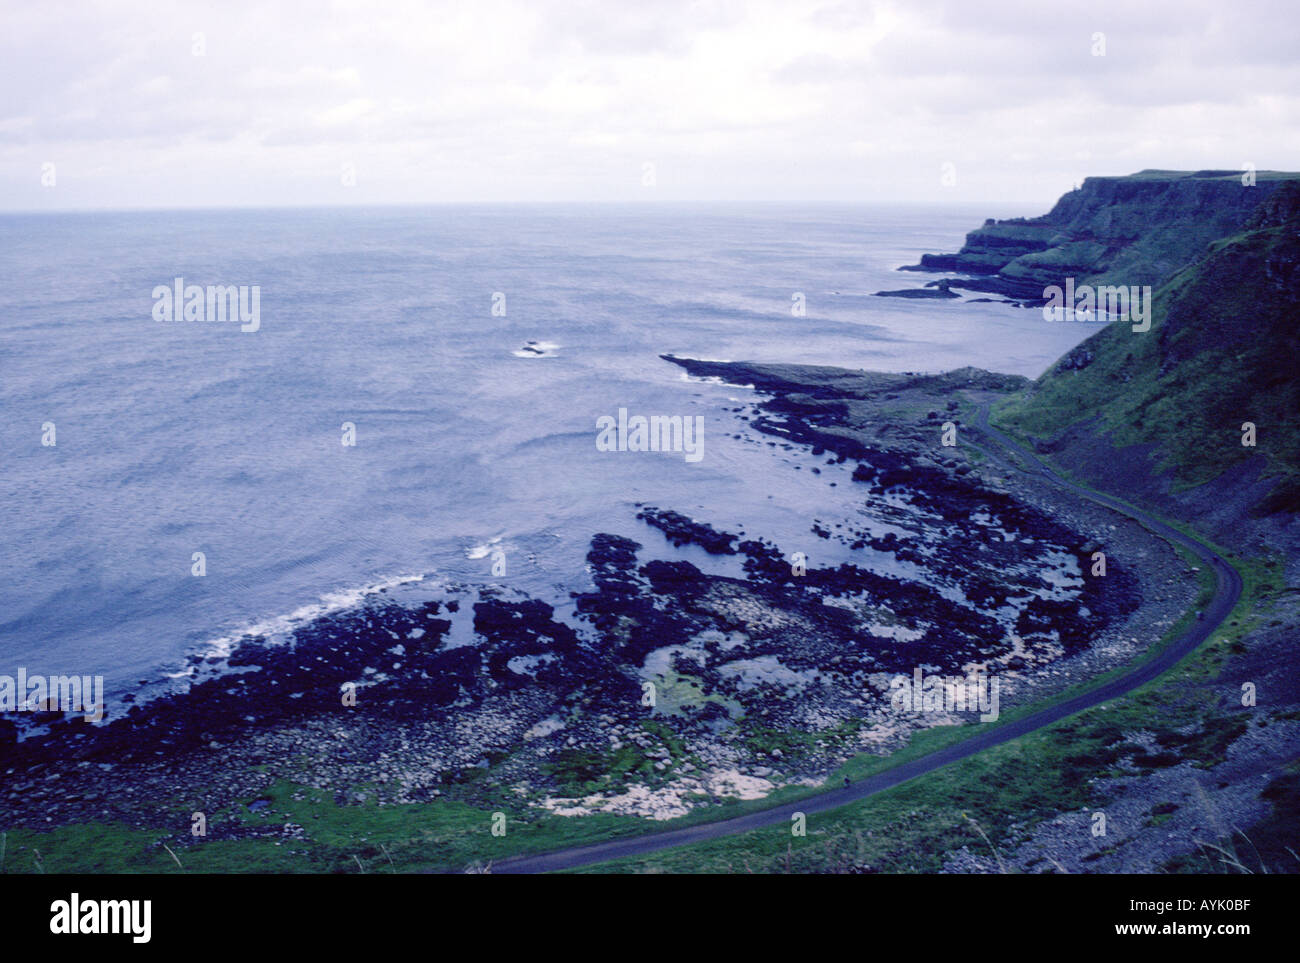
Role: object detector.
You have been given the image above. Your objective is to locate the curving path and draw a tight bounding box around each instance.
[488,404,1243,873]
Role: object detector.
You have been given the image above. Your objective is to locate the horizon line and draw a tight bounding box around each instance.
[0,197,1054,216]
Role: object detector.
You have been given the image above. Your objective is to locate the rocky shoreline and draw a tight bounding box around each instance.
[0,356,1196,856]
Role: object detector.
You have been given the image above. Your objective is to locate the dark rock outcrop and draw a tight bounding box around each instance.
[875,278,961,299]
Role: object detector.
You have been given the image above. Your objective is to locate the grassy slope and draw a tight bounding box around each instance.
[997,185,1300,513]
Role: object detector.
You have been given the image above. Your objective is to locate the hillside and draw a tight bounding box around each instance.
[996,179,1300,527]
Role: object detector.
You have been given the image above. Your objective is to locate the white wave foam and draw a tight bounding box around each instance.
[512,339,561,358]
[194,571,430,660]
[465,536,504,560]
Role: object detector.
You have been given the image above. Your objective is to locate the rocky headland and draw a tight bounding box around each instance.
[890,169,1300,304]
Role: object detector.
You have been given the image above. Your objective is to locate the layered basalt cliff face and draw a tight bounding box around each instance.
[902,170,1299,300]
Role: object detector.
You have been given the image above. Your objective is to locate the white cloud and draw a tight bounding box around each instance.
[0,0,1296,208]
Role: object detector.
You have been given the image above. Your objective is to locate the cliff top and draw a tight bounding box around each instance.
[1083,169,1300,183]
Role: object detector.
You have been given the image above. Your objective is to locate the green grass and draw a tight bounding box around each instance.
[0,779,666,874]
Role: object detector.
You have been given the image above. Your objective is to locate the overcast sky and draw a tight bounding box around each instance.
[2,0,1296,210]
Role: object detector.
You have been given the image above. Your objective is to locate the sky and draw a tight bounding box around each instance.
[1,0,1297,210]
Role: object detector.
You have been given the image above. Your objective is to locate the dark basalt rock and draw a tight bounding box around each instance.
[641,559,708,595]
[636,506,737,554]
[874,279,961,299]
[1,598,468,763]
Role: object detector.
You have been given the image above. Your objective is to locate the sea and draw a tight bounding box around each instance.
[0,203,1100,705]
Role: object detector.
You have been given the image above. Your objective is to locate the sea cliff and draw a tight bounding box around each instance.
[900,169,1300,301]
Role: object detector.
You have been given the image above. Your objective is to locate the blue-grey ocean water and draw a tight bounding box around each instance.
[0,204,1098,702]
